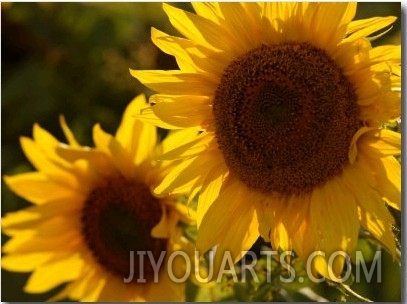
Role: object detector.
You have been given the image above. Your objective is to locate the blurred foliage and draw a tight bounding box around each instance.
[1,2,402,302]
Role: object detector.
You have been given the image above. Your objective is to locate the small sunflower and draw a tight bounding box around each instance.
[131,3,401,280]
[2,94,195,301]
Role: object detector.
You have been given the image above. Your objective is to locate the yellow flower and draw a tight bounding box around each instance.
[131,3,401,280]
[2,94,196,301]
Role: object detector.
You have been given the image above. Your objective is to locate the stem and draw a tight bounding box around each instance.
[338,283,373,302]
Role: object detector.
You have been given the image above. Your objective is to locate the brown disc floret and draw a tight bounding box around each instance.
[81,176,167,281]
[213,42,360,194]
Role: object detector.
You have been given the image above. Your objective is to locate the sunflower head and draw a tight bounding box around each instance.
[2,94,196,301]
[131,3,401,281]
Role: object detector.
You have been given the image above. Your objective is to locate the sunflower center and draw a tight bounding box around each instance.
[213,43,360,194]
[81,176,167,281]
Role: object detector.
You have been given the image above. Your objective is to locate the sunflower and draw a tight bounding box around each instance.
[131,3,401,280]
[2,94,196,301]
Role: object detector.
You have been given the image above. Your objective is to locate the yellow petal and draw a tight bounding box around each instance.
[1,252,55,272]
[357,89,399,108]
[47,265,91,302]
[97,273,135,302]
[217,3,262,53]
[358,204,397,259]
[46,285,71,302]
[256,192,286,244]
[369,45,401,65]
[309,176,359,279]
[360,95,401,123]
[151,204,171,238]
[19,136,79,187]
[159,132,214,161]
[359,98,401,123]
[348,126,374,164]
[130,69,216,96]
[59,115,80,147]
[59,257,107,302]
[358,154,401,210]
[155,158,195,192]
[196,179,259,259]
[133,106,183,130]
[21,214,81,237]
[32,124,85,185]
[345,16,397,42]
[197,161,229,226]
[160,127,202,155]
[150,97,213,129]
[32,123,60,155]
[115,94,157,166]
[63,267,96,301]
[354,45,400,72]
[359,128,401,157]
[261,2,297,23]
[155,146,219,195]
[24,252,84,293]
[151,27,201,73]
[196,181,259,281]
[342,164,397,257]
[162,3,237,54]
[19,136,58,172]
[339,2,357,27]
[272,221,291,253]
[93,124,134,179]
[3,230,80,254]
[2,208,81,236]
[56,145,116,180]
[284,195,311,256]
[167,200,196,225]
[80,269,108,302]
[333,38,372,72]
[377,157,401,210]
[145,266,185,301]
[306,3,356,52]
[262,193,312,254]
[152,27,228,77]
[192,2,222,24]
[3,172,79,205]
[136,94,211,129]
[258,3,295,45]
[186,48,229,79]
[2,202,82,234]
[352,66,393,102]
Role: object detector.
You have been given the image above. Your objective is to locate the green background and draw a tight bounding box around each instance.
[1,2,401,302]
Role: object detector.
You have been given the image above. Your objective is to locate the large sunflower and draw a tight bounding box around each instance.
[2,94,195,301]
[131,3,401,280]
